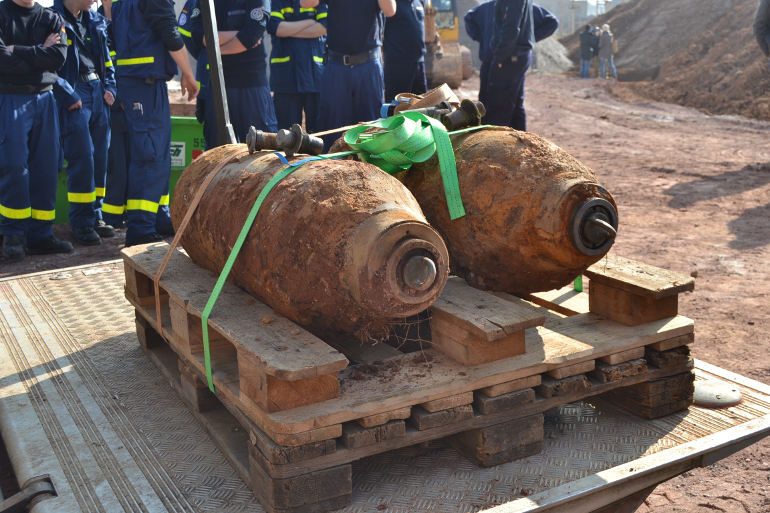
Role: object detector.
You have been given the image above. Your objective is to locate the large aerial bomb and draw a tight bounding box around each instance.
[170,145,450,340]
[331,126,618,294]
[402,127,618,294]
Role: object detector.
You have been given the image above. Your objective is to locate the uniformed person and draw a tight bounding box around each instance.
[178,0,214,147]
[300,0,397,150]
[105,0,198,247]
[465,0,533,131]
[186,0,278,146]
[383,0,426,102]
[53,0,116,246]
[266,0,327,132]
[0,0,70,262]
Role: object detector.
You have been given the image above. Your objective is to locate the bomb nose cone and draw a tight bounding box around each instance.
[402,254,438,292]
[570,198,619,256]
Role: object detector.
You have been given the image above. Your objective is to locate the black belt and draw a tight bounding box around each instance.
[78,72,100,83]
[0,84,53,94]
[327,49,379,66]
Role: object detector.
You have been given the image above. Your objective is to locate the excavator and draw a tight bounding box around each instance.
[424,0,473,88]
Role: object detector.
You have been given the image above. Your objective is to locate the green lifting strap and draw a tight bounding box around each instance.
[200,115,492,393]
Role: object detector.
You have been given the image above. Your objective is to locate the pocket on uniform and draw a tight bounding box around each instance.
[131,129,159,164]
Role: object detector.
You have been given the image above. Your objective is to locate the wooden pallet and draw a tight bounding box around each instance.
[122,243,696,513]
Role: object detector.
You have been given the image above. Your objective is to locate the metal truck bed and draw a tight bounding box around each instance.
[1,261,768,513]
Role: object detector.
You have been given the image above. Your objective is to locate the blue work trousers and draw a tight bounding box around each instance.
[102,103,130,226]
[318,58,384,150]
[120,77,172,240]
[480,52,531,131]
[600,56,617,79]
[203,85,278,149]
[0,91,60,242]
[273,92,320,133]
[61,79,111,228]
[580,59,591,78]
[384,59,427,103]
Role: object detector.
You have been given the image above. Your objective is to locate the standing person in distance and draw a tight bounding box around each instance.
[578,24,593,78]
[754,0,770,67]
[300,0,397,150]
[52,0,116,246]
[105,0,198,247]
[383,0,427,102]
[0,0,70,262]
[598,23,617,80]
[267,0,328,132]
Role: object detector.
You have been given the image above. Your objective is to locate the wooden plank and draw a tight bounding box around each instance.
[591,358,648,384]
[479,375,542,398]
[342,420,405,449]
[585,254,694,299]
[474,388,535,415]
[538,375,591,398]
[410,405,474,431]
[648,332,694,352]
[430,324,525,365]
[528,285,590,316]
[589,280,679,326]
[357,406,411,428]
[420,392,474,413]
[645,345,692,370]
[450,414,544,467]
[600,346,646,365]
[431,277,545,342]
[548,359,595,379]
[121,244,348,381]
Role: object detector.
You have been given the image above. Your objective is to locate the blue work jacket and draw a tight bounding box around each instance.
[111,0,178,81]
[266,0,327,94]
[178,0,210,97]
[51,0,116,107]
[466,1,555,62]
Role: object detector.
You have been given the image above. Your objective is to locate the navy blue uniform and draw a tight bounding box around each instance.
[52,0,115,233]
[0,0,67,246]
[112,0,181,243]
[316,0,386,150]
[466,2,555,61]
[267,0,327,132]
[186,0,277,147]
[178,0,212,144]
[383,0,426,102]
[465,0,534,130]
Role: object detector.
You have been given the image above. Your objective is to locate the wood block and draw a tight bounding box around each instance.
[135,311,163,349]
[474,388,535,415]
[410,404,474,431]
[528,285,590,316]
[430,324,526,366]
[589,280,679,326]
[600,346,645,365]
[538,374,591,399]
[270,425,342,447]
[342,420,405,449]
[178,360,219,412]
[648,332,694,352]
[585,255,695,299]
[249,428,336,466]
[450,414,544,467]
[124,264,153,299]
[591,358,648,384]
[238,350,340,413]
[606,372,694,419]
[645,345,692,370]
[357,406,411,428]
[420,392,474,413]
[249,450,352,513]
[479,375,542,398]
[548,359,595,379]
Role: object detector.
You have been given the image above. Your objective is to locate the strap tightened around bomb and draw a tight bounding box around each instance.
[199,117,491,393]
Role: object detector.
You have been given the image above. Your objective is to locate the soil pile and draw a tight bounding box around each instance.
[532,37,572,74]
[563,0,770,120]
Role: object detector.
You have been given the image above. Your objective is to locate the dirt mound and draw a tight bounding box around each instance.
[562,0,770,120]
[532,37,572,74]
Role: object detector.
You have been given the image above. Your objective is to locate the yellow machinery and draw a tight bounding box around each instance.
[425,0,472,88]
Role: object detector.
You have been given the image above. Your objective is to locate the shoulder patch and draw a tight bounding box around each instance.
[250,7,265,21]
[179,13,188,26]
[192,7,200,17]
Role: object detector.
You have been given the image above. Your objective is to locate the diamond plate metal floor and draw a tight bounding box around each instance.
[1,262,769,513]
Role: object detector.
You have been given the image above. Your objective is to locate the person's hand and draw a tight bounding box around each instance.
[42,32,61,48]
[103,90,115,106]
[202,34,206,47]
[6,45,12,53]
[180,71,199,101]
[68,100,83,111]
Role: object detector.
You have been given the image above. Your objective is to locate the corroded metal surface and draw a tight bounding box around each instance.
[170,144,449,340]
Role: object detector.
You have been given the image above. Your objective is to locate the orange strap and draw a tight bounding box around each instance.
[152,147,251,339]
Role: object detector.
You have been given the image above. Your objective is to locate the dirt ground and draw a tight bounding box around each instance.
[2,73,769,511]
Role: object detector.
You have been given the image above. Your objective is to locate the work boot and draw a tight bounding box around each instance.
[2,234,25,262]
[124,232,164,248]
[27,236,74,255]
[72,225,101,246]
[94,219,116,238]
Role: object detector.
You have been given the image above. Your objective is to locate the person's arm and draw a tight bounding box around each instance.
[755,0,770,56]
[219,0,267,55]
[532,4,557,42]
[102,0,113,20]
[11,16,67,72]
[291,22,326,38]
[53,76,82,110]
[272,19,314,37]
[139,0,185,53]
[169,46,199,100]
[464,8,481,43]
[0,33,34,74]
[300,0,320,8]
[179,0,203,55]
[379,0,396,17]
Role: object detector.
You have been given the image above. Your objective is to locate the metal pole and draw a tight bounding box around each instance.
[199,0,236,146]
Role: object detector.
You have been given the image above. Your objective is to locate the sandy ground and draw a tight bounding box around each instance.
[2,73,769,511]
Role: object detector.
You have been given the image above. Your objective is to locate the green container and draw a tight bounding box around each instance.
[55,116,205,224]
